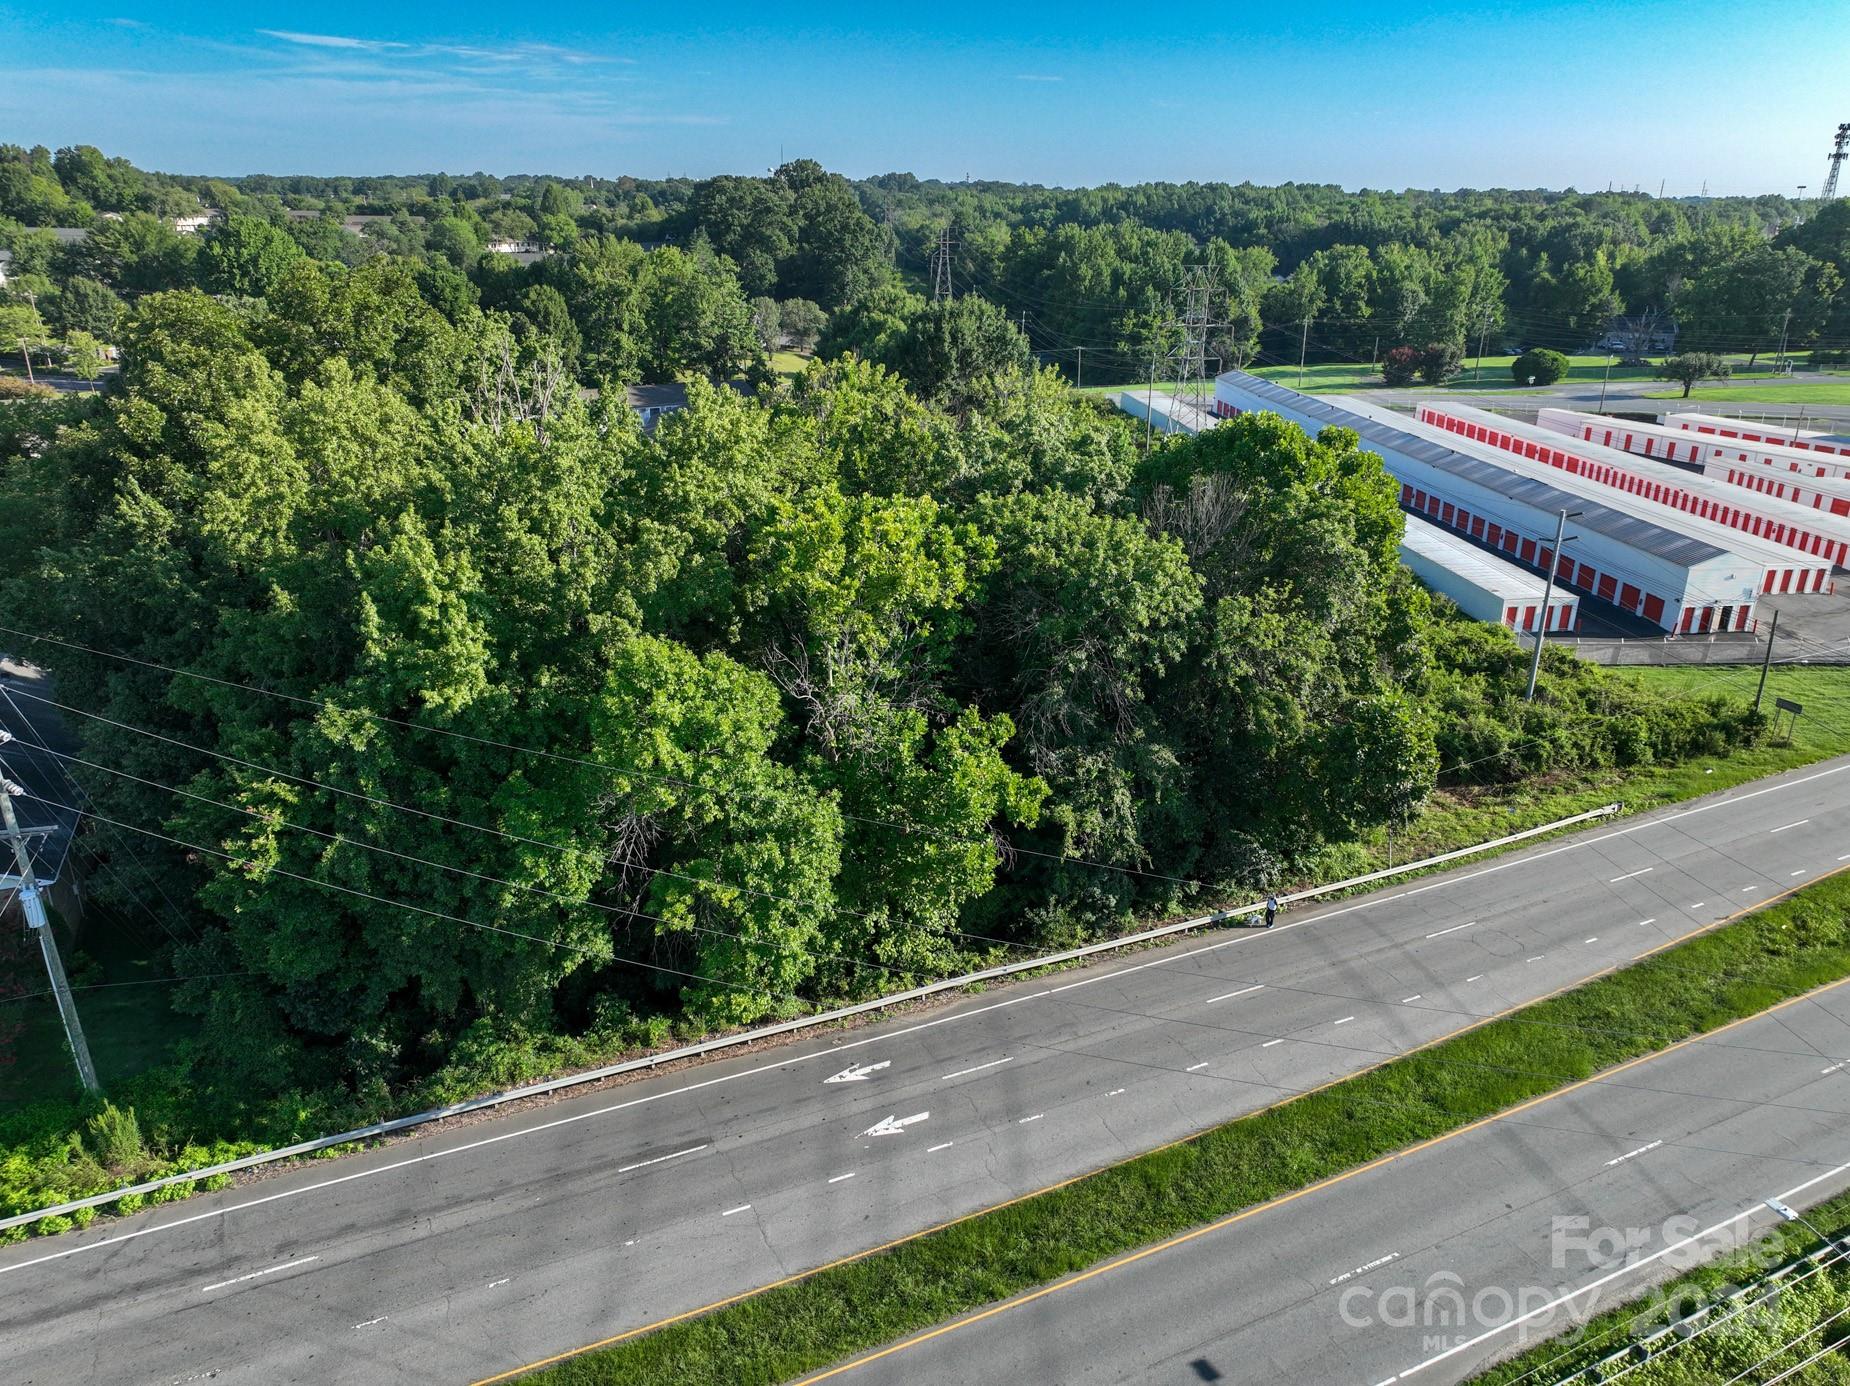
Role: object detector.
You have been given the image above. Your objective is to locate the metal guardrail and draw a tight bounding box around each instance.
[1,801,1623,1233]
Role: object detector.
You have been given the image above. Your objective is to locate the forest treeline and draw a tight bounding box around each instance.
[7,144,1850,401]
[0,145,1764,1146]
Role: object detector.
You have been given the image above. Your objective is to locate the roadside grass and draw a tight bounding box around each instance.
[510,871,1850,1386]
[1471,1185,1850,1384]
[1646,381,1850,406]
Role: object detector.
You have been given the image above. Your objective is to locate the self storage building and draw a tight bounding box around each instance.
[1399,514,1579,634]
[1536,408,1850,484]
[1660,412,1850,461]
[1417,402,1850,571]
[1212,372,1771,634]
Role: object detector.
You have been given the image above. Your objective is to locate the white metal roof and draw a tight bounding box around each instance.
[1662,412,1850,452]
[1423,402,1850,554]
[1399,514,1572,602]
[1318,393,1808,573]
[1539,410,1850,499]
[1214,373,1731,568]
[1555,409,1850,471]
[1114,389,1216,435]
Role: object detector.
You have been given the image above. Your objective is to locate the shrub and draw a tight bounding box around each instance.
[1511,347,1570,386]
[84,1103,145,1176]
[0,377,58,401]
[1417,341,1463,385]
[1381,346,1420,386]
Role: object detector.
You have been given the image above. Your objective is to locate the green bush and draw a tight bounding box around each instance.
[1424,608,1760,784]
[1510,347,1569,385]
[83,1103,145,1175]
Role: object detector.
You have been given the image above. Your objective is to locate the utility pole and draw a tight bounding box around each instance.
[1474,308,1491,384]
[1074,345,1084,388]
[1526,509,1581,702]
[18,338,33,387]
[1297,317,1310,390]
[1777,308,1792,370]
[0,767,98,1092]
[1754,608,1780,714]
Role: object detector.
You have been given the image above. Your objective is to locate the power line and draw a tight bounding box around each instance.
[0,626,1212,892]
[5,784,774,1002]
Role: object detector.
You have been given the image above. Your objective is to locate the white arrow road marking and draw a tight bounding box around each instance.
[862,1111,931,1137]
[824,1061,892,1084]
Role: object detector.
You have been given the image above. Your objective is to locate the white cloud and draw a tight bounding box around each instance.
[259,30,407,52]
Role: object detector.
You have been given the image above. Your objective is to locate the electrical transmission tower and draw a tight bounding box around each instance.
[1822,122,1850,202]
[929,227,956,301]
[1167,265,1220,430]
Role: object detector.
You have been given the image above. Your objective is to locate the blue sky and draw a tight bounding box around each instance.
[1,1,1845,193]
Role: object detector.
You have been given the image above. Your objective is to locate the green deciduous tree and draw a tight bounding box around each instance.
[1657,351,1731,397]
[199,214,305,298]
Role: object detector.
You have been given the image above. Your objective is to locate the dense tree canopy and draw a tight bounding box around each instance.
[0,145,1770,1128]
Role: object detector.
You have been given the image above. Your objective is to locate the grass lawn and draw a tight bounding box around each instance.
[506,869,1850,1386]
[1646,380,1850,406]
[1,910,195,1108]
[769,350,811,378]
[1242,354,1828,397]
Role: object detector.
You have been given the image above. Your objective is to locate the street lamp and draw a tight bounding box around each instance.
[1526,509,1583,702]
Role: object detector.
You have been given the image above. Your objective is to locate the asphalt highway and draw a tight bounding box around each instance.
[821,973,1850,1386]
[4,757,1850,1385]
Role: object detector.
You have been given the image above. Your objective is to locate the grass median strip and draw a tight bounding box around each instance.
[504,870,1850,1386]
